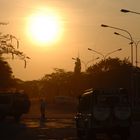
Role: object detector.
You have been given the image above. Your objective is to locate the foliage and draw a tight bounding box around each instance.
[39,68,92,100]
[19,58,140,102]
[0,24,30,89]
[86,57,132,73]
[86,57,137,90]
[0,57,16,88]
[17,80,39,98]
[0,33,30,68]
[40,68,74,100]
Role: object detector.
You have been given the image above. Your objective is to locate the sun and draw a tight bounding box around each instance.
[26,12,62,46]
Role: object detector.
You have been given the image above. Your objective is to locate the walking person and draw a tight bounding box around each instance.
[40,98,47,122]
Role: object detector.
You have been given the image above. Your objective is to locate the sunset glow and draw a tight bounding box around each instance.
[2,0,139,80]
[26,12,62,46]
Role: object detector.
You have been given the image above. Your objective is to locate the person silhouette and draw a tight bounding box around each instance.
[40,98,46,121]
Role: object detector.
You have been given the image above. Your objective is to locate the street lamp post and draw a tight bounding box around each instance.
[101,24,134,65]
[135,41,140,67]
[101,24,136,108]
[120,8,140,67]
[88,48,122,71]
[88,48,122,60]
[114,32,140,67]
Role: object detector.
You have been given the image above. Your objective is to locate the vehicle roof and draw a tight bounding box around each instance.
[82,88,127,97]
[0,90,27,97]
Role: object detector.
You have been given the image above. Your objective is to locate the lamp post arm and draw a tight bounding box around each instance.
[135,40,140,67]
[114,32,140,67]
[135,40,140,46]
[104,48,122,59]
[114,32,132,41]
[101,24,133,65]
[88,48,105,59]
[121,9,140,15]
[130,10,140,15]
[103,25,133,41]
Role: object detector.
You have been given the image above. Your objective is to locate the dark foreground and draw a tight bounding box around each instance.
[0,101,140,140]
[1,118,140,140]
[0,118,77,140]
[0,101,78,140]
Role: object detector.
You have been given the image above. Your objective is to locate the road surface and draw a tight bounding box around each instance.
[0,101,140,140]
[0,118,77,140]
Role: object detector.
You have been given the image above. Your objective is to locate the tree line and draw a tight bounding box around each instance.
[7,57,139,103]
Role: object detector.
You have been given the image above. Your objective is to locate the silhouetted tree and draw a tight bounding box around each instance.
[0,24,30,89]
[40,68,74,101]
[0,57,16,88]
[87,57,132,73]
[0,30,30,68]
[86,57,134,89]
[17,80,39,98]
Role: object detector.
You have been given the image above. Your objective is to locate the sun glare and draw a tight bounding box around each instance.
[26,11,62,46]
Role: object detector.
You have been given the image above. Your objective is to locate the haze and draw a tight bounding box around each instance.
[1,0,140,80]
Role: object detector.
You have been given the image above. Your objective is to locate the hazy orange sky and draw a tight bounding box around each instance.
[1,0,140,81]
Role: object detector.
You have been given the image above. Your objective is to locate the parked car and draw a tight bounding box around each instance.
[0,90,30,121]
[75,88,131,140]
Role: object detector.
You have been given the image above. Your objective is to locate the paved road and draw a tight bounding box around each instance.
[1,117,140,140]
[0,118,77,140]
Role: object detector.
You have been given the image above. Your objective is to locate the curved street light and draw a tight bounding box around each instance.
[88,48,122,60]
[101,24,134,65]
[114,32,140,67]
[120,8,140,105]
[102,24,136,108]
[120,8,140,67]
